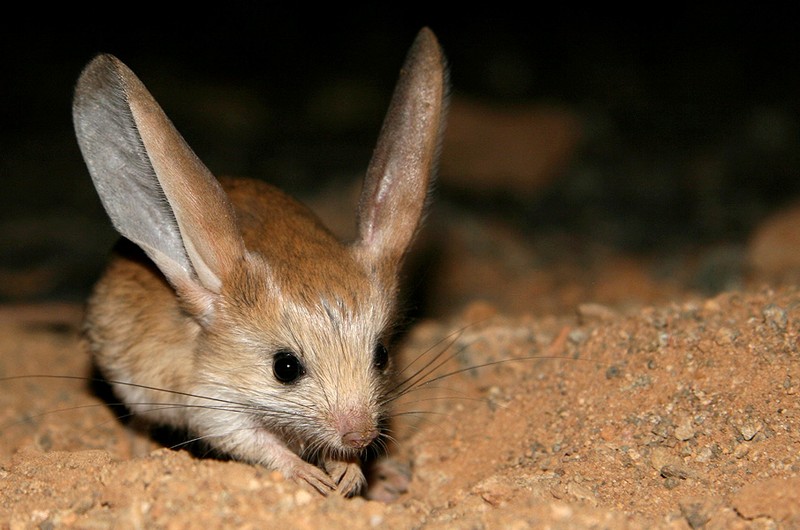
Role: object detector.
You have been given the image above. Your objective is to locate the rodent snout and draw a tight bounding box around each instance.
[333,410,380,450]
[342,428,379,450]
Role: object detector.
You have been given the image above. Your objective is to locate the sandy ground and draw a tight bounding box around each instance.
[2,193,800,529]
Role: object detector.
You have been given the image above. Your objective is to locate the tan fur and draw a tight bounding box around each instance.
[74,29,448,496]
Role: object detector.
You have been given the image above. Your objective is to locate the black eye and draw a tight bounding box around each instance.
[273,350,305,384]
[373,342,389,371]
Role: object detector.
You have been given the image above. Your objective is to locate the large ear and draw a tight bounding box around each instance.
[354,27,449,271]
[72,54,246,308]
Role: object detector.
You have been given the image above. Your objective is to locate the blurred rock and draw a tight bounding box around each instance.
[440,97,582,196]
[747,200,800,276]
[732,476,800,525]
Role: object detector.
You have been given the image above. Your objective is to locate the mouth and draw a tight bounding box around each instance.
[248,404,385,461]
[340,426,380,450]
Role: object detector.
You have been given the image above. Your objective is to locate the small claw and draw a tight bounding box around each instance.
[336,463,367,497]
[291,460,337,496]
[325,459,367,497]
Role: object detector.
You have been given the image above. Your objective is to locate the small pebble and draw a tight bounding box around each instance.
[762,303,787,332]
[577,303,618,321]
[734,443,750,459]
[739,422,761,441]
[674,418,695,441]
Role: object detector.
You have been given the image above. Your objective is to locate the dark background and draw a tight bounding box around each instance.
[2,7,799,304]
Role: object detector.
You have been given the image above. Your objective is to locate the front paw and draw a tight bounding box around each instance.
[324,458,366,497]
[286,459,337,495]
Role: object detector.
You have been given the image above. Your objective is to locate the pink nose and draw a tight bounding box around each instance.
[333,408,379,449]
[342,428,379,449]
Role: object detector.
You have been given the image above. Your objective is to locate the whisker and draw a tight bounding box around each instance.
[386,409,451,420]
[391,353,604,402]
[394,320,475,378]
[0,402,119,433]
[389,333,479,397]
[1,374,256,409]
[0,374,328,447]
[3,373,326,430]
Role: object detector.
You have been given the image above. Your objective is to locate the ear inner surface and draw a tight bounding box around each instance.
[73,56,193,286]
[122,60,246,294]
[73,54,246,298]
[356,28,448,266]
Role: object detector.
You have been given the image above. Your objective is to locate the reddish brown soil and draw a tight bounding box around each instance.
[2,191,800,529]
